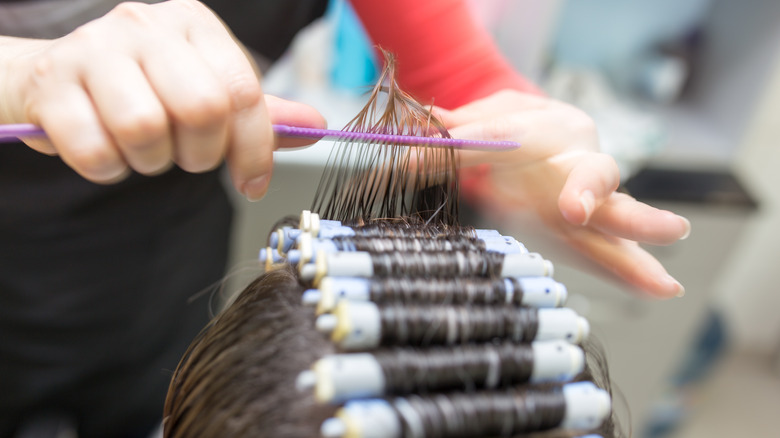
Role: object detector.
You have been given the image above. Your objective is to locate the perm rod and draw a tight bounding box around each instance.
[269,211,505,254]
[270,224,512,255]
[278,232,526,266]
[262,233,527,265]
[315,301,589,350]
[295,341,584,403]
[319,382,611,438]
[299,251,553,285]
[301,276,568,314]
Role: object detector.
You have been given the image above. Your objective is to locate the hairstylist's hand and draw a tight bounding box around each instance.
[436,90,691,298]
[0,0,325,201]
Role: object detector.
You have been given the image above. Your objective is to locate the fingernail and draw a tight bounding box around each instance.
[579,190,595,225]
[679,216,692,240]
[243,175,269,202]
[663,274,685,298]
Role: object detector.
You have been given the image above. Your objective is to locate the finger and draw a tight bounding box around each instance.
[84,55,173,175]
[588,193,692,245]
[429,105,451,121]
[181,10,273,201]
[21,138,58,155]
[437,90,550,127]
[264,95,327,149]
[229,102,274,201]
[470,174,685,297]
[139,29,230,174]
[35,84,128,182]
[557,152,620,226]
[450,109,598,168]
[567,229,685,298]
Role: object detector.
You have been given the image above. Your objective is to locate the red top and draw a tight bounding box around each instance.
[350,0,541,109]
[351,0,541,199]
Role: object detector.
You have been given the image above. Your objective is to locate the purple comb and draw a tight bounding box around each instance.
[0,123,520,151]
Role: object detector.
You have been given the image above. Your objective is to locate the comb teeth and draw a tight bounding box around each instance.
[0,123,520,151]
[272,124,521,151]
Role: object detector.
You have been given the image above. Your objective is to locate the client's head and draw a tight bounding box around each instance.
[164,48,619,437]
[163,265,335,437]
[162,263,619,438]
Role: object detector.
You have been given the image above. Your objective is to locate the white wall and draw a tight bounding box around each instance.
[715,50,780,355]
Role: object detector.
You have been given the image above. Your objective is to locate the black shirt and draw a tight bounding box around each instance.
[0,1,327,436]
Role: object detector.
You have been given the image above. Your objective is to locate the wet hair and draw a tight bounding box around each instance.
[163,265,334,437]
[312,50,459,227]
[162,263,620,438]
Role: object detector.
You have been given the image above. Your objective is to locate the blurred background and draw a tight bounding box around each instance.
[225,1,780,436]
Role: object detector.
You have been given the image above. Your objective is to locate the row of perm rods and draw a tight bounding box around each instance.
[298,251,554,282]
[318,382,611,438]
[301,275,568,314]
[315,301,590,350]
[269,210,518,254]
[282,233,528,265]
[272,227,526,261]
[294,210,501,239]
[295,340,585,404]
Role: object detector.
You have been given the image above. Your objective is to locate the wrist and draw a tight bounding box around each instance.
[0,36,49,124]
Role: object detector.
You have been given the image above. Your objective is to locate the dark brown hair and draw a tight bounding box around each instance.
[163,263,620,438]
[312,49,459,226]
[163,265,335,437]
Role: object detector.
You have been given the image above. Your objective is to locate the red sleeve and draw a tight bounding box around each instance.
[350,0,541,109]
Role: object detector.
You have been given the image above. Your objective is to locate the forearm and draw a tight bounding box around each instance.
[350,0,541,109]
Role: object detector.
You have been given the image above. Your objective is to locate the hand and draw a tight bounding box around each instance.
[436,90,691,298]
[0,0,325,201]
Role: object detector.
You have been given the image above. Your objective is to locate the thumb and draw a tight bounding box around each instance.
[557,152,620,226]
[264,95,327,149]
[429,105,453,125]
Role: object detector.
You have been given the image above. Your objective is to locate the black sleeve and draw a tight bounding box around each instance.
[201,0,329,61]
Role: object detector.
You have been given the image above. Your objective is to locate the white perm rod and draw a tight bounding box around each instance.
[299,251,553,282]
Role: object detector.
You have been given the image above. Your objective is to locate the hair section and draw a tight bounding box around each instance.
[312,50,459,226]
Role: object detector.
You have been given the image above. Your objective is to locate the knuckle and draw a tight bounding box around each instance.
[592,151,618,172]
[169,0,205,13]
[177,150,223,173]
[69,22,114,51]
[594,153,621,189]
[226,74,263,112]
[138,161,173,176]
[600,152,619,170]
[164,0,215,22]
[178,93,230,129]
[65,25,116,57]
[109,2,154,24]
[67,145,124,180]
[174,136,229,174]
[113,110,168,145]
[69,22,99,41]
[130,153,173,176]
